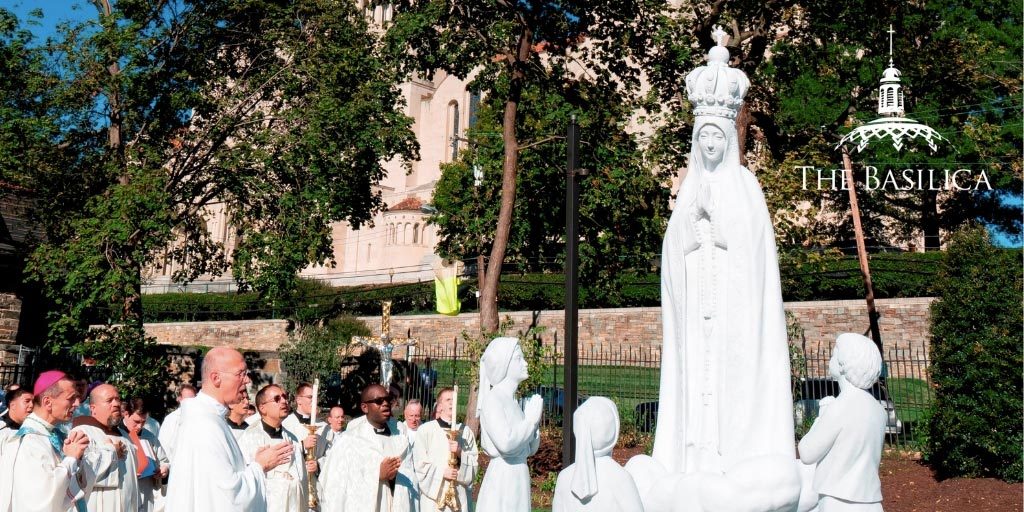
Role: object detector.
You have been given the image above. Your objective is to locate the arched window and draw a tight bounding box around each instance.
[405,223,412,244]
[421,224,429,246]
[412,223,419,244]
[447,101,461,161]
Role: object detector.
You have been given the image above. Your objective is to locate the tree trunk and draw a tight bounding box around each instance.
[469,26,533,436]
[921,190,940,250]
[736,102,750,167]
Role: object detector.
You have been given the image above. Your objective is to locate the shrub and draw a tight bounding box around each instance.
[277,315,372,398]
[924,228,1022,482]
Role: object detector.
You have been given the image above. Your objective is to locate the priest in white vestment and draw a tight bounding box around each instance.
[164,347,294,512]
[239,384,310,512]
[281,383,321,454]
[157,384,196,465]
[227,394,252,442]
[70,384,139,512]
[414,388,478,512]
[320,384,415,512]
[120,398,169,512]
[0,370,91,512]
[397,399,423,511]
[316,406,345,468]
[0,388,33,440]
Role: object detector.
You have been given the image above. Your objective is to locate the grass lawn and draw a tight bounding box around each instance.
[887,377,933,423]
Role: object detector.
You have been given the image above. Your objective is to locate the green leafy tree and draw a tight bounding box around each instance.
[430,77,670,308]
[386,0,662,334]
[386,0,664,433]
[9,1,416,388]
[763,0,1022,249]
[925,227,1022,481]
[278,316,372,398]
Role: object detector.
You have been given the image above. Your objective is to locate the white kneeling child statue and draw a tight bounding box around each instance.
[475,337,543,512]
[552,397,643,512]
[798,333,887,511]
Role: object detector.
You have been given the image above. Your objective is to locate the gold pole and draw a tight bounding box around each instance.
[437,429,461,511]
[305,424,320,510]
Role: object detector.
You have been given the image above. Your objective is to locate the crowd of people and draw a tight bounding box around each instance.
[0,346,479,512]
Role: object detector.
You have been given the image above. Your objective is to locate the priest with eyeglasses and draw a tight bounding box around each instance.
[320,384,415,512]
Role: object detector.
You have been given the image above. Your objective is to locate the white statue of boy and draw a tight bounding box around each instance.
[798,333,887,511]
[552,397,643,512]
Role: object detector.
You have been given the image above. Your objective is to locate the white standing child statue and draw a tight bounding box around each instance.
[798,333,887,512]
[475,337,543,512]
[552,397,643,512]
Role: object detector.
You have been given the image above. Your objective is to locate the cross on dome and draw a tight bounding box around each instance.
[711,25,728,47]
[887,25,895,67]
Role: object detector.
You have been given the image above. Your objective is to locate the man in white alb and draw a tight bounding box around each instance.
[281,383,321,460]
[70,383,138,512]
[414,388,478,512]
[320,384,414,512]
[226,394,251,442]
[239,385,311,512]
[316,405,345,470]
[0,370,91,512]
[157,384,195,464]
[164,347,293,512]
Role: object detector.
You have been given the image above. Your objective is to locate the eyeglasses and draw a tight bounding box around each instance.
[362,396,392,406]
[262,394,288,406]
[216,369,248,379]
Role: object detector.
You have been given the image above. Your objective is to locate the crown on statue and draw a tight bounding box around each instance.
[685,26,750,120]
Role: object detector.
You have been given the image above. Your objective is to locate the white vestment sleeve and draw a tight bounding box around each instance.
[413,428,444,501]
[157,409,180,463]
[73,427,120,492]
[11,434,85,512]
[321,433,384,511]
[456,427,478,487]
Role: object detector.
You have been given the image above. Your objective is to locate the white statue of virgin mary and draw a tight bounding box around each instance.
[652,26,795,475]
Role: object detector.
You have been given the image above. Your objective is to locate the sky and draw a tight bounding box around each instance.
[7,0,95,42]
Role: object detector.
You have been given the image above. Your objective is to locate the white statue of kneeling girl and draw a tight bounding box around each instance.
[798,332,887,511]
[552,397,643,511]
[476,336,543,512]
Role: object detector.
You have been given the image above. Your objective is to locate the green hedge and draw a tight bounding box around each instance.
[925,228,1023,482]
[141,251,947,322]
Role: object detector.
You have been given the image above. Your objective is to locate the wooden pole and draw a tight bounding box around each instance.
[841,146,884,355]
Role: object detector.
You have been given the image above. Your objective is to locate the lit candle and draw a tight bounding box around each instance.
[311,378,319,423]
[451,384,458,428]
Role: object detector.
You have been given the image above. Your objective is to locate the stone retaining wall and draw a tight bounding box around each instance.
[143,298,935,379]
[0,293,20,345]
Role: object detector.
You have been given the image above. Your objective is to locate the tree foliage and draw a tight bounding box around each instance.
[278,315,372,395]
[762,0,1022,249]
[4,1,416,386]
[386,0,663,332]
[925,227,1022,481]
[430,77,670,307]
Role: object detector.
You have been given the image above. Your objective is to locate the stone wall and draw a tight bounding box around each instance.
[0,293,20,345]
[144,319,291,353]
[141,298,935,380]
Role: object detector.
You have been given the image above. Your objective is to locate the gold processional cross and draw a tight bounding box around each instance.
[351,301,418,386]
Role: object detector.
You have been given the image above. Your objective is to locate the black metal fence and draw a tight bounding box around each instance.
[396,339,932,449]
